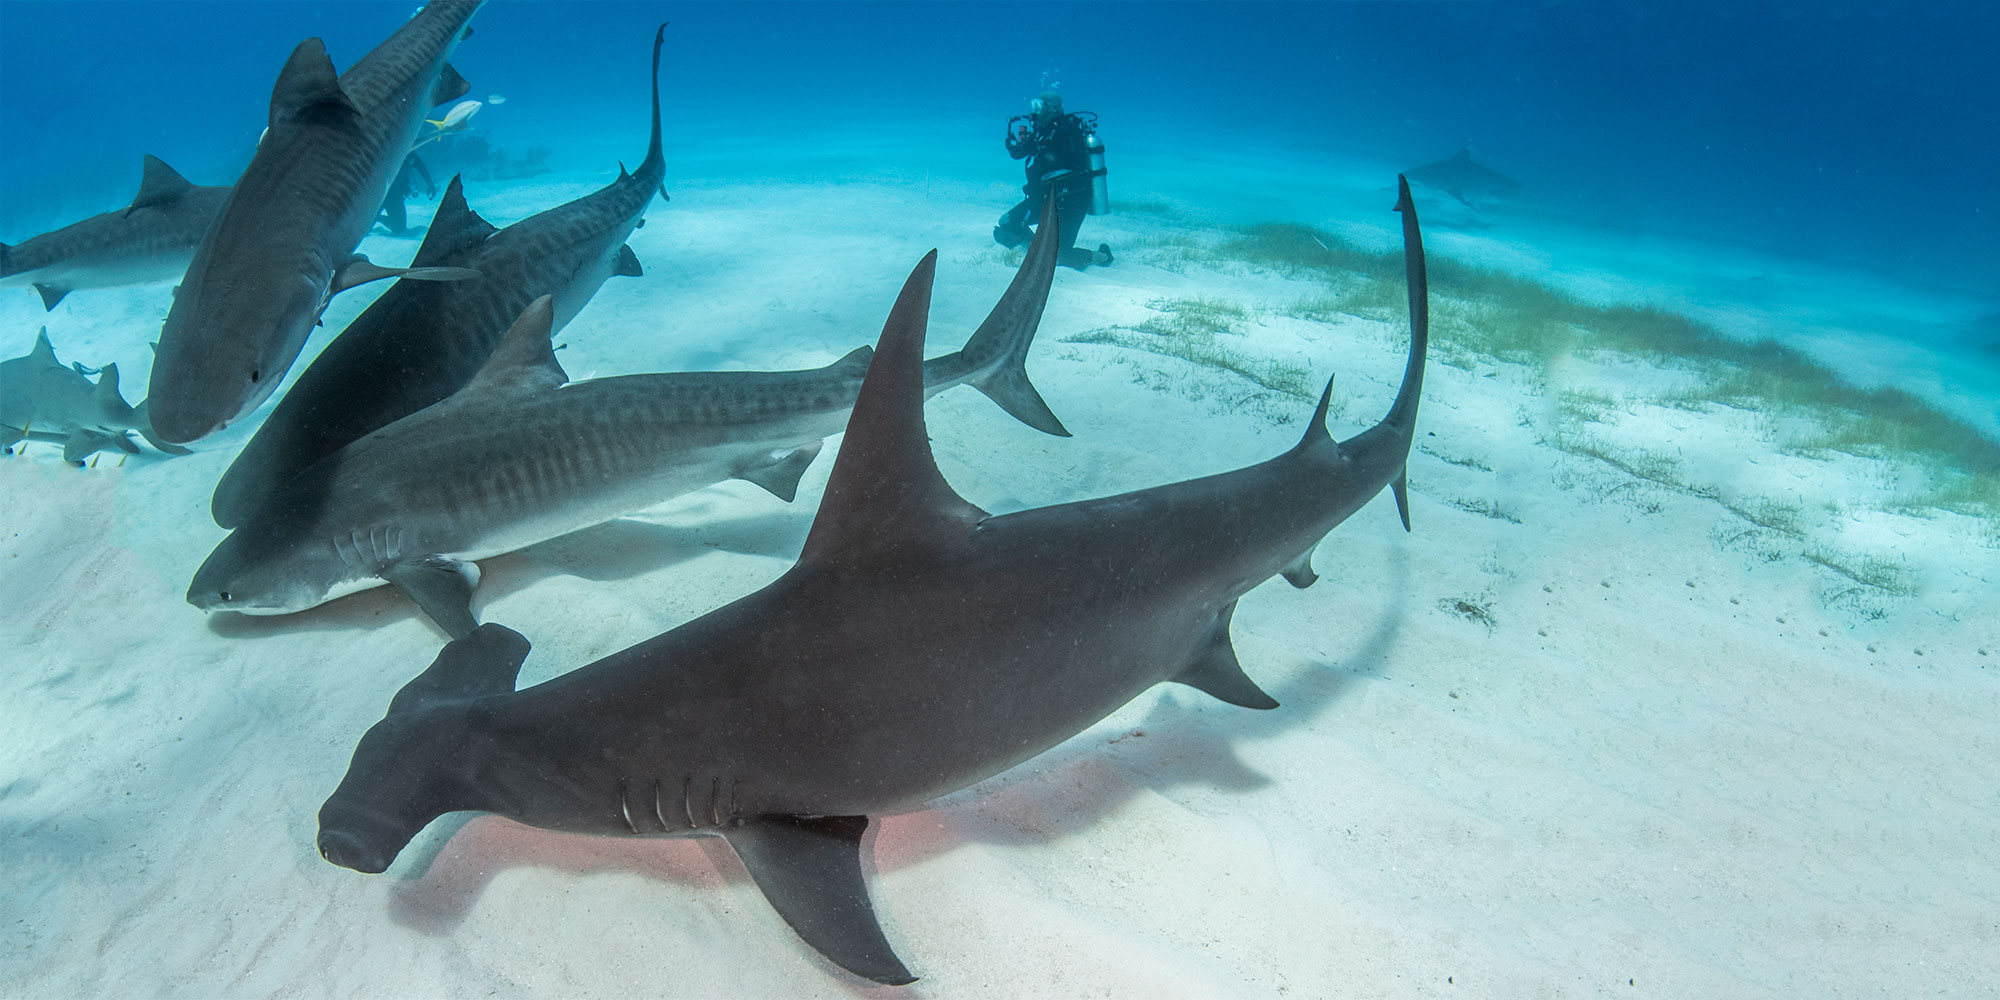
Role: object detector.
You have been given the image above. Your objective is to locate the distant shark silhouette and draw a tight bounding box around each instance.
[0,156,230,311]
[190,192,1068,638]
[148,0,485,444]
[315,177,1429,985]
[1,329,189,462]
[211,24,673,530]
[1405,145,1520,207]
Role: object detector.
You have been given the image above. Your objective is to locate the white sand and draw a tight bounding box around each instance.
[2,140,1996,998]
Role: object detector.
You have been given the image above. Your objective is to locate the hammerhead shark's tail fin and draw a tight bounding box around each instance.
[1386,174,1429,530]
[938,190,1069,436]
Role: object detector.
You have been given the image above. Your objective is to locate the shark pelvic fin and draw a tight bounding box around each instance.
[384,555,481,640]
[1174,603,1279,709]
[613,244,644,278]
[1279,544,1319,589]
[387,623,530,716]
[737,441,824,502]
[270,38,357,128]
[125,155,195,216]
[412,176,498,267]
[463,295,568,395]
[723,815,915,987]
[1391,468,1411,531]
[432,62,471,109]
[800,252,986,565]
[32,283,70,311]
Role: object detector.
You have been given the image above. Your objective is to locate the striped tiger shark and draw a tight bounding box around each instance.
[148,0,485,445]
[314,177,1429,985]
[0,156,231,311]
[211,24,673,530]
[188,192,1070,637]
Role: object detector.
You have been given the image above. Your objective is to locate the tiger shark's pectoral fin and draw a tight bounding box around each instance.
[383,555,481,640]
[329,254,480,300]
[1172,601,1279,709]
[735,441,823,502]
[722,814,915,987]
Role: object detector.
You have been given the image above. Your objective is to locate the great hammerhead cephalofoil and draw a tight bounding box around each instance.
[317,179,1429,986]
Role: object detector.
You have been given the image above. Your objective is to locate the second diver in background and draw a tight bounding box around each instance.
[993,90,1112,270]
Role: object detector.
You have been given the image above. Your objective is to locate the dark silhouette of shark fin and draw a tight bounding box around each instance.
[1173,602,1279,709]
[33,283,69,311]
[387,623,530,715]
[958,190,1068,437]
[723,815,916,986]
[384,556,481,640]
[432,62,470,109]
[125,155,194,216]
[270,38,356,127]
[801,252,985,565]
[613,243,643,277]
[413,176,498,267]
[736,440,823,502]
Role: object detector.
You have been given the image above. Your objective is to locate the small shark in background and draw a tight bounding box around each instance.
[210,24,673,530]
[0,156,230,311]
[1405,145,1521,208]
[148,0,485,445]
[1,329,190,463]
[314,177,1429,985]
[190,192,1067,637]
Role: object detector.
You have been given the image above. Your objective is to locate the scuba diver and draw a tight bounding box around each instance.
[993,90,1112,270]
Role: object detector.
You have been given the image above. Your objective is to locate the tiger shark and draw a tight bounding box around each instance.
[188,192,1070,637]
[314,177,1429,985]
[2,329,189,462]
[0,156,231,311]
[1405,145,1520,207]
[210,24,673,530]
[148,0,485,445]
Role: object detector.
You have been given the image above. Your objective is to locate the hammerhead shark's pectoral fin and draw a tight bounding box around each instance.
[736,442,824,503]
[1172,601,1279,710]
[384,555,481,640]
[722,814,915,986]
[32,283,70,311]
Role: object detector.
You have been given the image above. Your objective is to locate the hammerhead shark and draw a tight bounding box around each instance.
[1,329,189,462]
[148,0,485,444]
[0,156,230,311]
[211,24,673,530]
[315,177,1429,984]
[1405,145,1520,207]
[189,193,1069,637]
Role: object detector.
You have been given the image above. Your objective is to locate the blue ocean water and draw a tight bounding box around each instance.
[4,1,1996,301]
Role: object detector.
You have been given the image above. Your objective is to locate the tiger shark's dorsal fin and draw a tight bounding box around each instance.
[461,295,567,396]
[125,155,195,216]
[412,175,498,267]
[270,38,356,128]
[799,252,986,566]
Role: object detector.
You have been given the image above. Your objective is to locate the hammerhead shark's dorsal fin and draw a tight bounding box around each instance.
[722,814,916,986]
[432,62,470,110]
[736,440,823,503]
[412,176,498,267]
[270,38,357,128]
[387,623,530,716]
[29,328,59,368]
[125,155,195,216]
[799,253,986,566]
[462,295,568,396]
[1173,602,1279,710]
[613,244,643,278]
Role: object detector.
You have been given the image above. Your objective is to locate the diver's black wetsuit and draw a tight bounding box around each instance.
[995,113,1109,269]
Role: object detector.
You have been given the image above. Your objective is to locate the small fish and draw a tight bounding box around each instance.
[485,92,505,105]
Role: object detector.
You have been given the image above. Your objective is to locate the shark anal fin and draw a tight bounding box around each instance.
[1279,545,1319,589]
[723,814,915,987]
[1173,602,1279,710]
[387,623,530,715]
[33,283,70,311]
[737,442,823,503]
[613,243,644,278]
[384,555,481,640]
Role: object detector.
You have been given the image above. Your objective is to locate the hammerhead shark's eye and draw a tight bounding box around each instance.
[218,591,232,603]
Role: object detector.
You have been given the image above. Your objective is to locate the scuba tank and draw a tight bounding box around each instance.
[1085,132,1108,215]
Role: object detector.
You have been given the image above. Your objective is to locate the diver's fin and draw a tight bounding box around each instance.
[1172,602,1279,709]
[723,815,915,986]
[384,555,481,640]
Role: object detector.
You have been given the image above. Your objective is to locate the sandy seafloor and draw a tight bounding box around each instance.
[3,123,1997,998]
